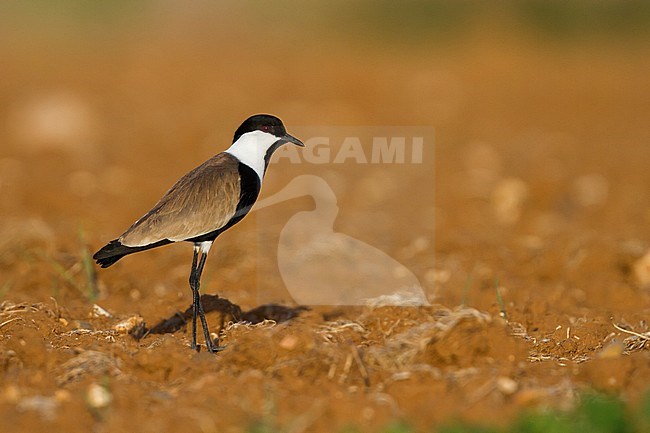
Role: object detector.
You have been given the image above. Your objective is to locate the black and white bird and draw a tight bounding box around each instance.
[93,114,304,353]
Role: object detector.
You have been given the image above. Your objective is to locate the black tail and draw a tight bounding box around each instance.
[93,239,172,268]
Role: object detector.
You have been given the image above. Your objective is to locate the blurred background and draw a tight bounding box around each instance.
[2,2,650,432]
[1,0,650,310]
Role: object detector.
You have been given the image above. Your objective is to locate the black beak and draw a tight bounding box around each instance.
[282,133,304,147]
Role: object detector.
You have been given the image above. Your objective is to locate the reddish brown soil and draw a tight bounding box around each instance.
[2,5,650,433]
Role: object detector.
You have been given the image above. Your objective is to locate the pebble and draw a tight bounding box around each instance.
[598,340,624,359]
[113,315,145,334]
[17,396,58,420]
[279,334,299,350]
[491,177,529,225]
[86,383,112,409]
[496,376,518,395]
[91,304,112,318]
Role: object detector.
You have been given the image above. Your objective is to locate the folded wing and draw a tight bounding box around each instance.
[120,153,241,247]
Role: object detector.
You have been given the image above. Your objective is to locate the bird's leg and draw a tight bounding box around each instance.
[189,245,200,351]
[193,251,217,353]
[196,252,220,353]
[191,241,223,353]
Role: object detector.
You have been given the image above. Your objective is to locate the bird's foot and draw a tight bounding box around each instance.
[207,344,227,354]
[190,342,225,353]
[204,338,227,354]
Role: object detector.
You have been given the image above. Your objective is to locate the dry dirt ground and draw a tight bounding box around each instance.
[2,5,650,433]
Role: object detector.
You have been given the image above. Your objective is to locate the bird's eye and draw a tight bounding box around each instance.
[261,125,271,132]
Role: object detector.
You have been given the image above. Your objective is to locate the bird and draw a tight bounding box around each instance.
[254,175,429,306]
[93,114,304,353]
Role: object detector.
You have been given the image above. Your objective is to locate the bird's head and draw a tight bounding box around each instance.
[226,114,304,180]
[233,114,304,148]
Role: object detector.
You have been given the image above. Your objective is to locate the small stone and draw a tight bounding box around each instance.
[54,389,71,402]
[491,177,529,225]
[279,334,299,350]
[91,304,112,318]
[113,315,145,334]
[496,377,518,395]
[598,340,624,359]
[86,383,111,409]
[129,289,141,301]
[17,396,58,420]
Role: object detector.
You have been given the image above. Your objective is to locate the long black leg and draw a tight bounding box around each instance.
[194,251,215,352]
[191,242,223,353]
[189,246,200,351]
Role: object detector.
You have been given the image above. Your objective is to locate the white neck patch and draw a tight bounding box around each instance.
[225,130,279,181]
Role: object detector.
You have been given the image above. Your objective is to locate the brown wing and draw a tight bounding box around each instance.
[119,153,241,247]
